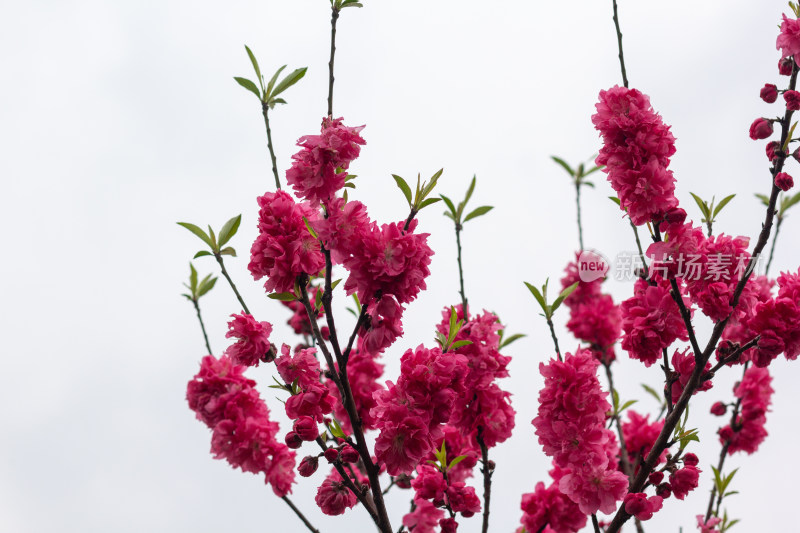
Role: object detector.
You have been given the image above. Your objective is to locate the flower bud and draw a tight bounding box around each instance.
[766,141,782,161]
[284,431,303,449]
[293,416,319,442]
[776,172,794,191]
[780,57,794,76]
[648,471,664,485]
[785,90,800,110]
[761,83,779,103]
[710,401,727,416]
[749,118,774,140]
[683,453,699,467]
[298,455,319,477]
[324,447,339,463]
[656,482,672,499]
[395,474,413,489]
[439,517,458,533]
[340,445,360,463]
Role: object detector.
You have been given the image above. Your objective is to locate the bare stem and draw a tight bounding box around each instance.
[611,0,629,88]
[261,103,282,189]
[327,6,339,117]
[477,429,493,533]
[281,496,322,533]
[455,223,469,318]
[214,253,251,315]
[576,182,585,250]
[546,317,562,361]
[191,298,213,354]
[765,216,782,275]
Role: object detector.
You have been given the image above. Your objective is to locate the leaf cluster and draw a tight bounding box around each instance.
[440,176,493,228]
[393,169,444,215]
[181,263,217,302]
[690,192,735,227]
[434,306,472,353]
[177,214,241,259]
[234,45,307,109]
[551,155,602,189]
[524,279,578,321]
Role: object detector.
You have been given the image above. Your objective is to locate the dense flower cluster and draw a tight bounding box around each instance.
[593,86,678,225]
[518,473,587,533]
[719,366,773,454]
[315,469,359,515]
[407,464,481,521]
[326,338,385,432]
[669,349,713,403]
[223,313,272,367]
[436,305,515,448]
[286,117,366,206]
[744,268,800,366]
[248,190,325,293]
[276,344,336,423]
[372,345,468,475]
[777,14,800,66]
[561,253,621,362]
[622,410,665,472]
[186,354,295,496]
[620,278,688,366]
[532,349,628,514]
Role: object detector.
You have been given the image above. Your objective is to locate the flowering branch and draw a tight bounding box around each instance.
[327,5,339,116]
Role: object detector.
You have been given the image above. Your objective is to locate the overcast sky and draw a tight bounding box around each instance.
[2,1,799,532]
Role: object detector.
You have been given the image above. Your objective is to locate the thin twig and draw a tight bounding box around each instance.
[455,223,469,318]
[611,0,629,88]
[546,317,562,361]
[192,298,213,354]
[327,6,340,117]
[765,216,782,275]
[477,429,493,533]
[261,102,282,189]
[214,253,250,315]
[576,182,585,251]
[281,496,322,533]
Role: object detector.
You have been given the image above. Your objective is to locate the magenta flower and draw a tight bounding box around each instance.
[776,171,794,191]
[223,313,272,367]
[315,471,358,515]
[719,366,773,454]
[623,493,663,521]
[749,118,774,140]
[777,14,800,66]
[760,83,779,103]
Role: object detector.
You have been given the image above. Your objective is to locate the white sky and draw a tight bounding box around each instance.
[2,1,799,532]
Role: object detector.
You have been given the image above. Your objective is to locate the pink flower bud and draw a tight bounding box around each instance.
[749,118,774,140]
[395,474,412,489]
[710,401,727,416]
[656,482,672,499]
[766,141,782,161]
[293,416,319,442]
[776,172,794,191]
[648,471,664,485]
[439,518,458,533]
[284,431,303,449]
[785,90,800,110]
[340,445,360,463]
[761,83,779,103]
[683,453,699,467]
[298,455,319,477]
[780,57,794,76]
[324,447,339,463]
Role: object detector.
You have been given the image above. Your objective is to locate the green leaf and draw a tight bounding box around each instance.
[713,194,736,217]
[268,97,287,109]
[271,67,308,98]
[754,193,771,207]
[448,455,468,470]
[463,175,477,206]
[189,263,198,292]
[584,165,602,177]
[784,121,798,152]
[419,197,441,209]
[392,174,413,207]
[218,214,242,247]
[499,333,525,349]
[330,278,342,291]
[524,282,549,316]
[690,192,711,219]
[234,76,261,99]
[582,181,595,188]
[328,419,345,439]
[609,196,621,206]
[463,205,494,223]
[266,65,287,98]
[611,388,620,412]
[551,281,579,314]
[268,292,297,302]
[551,156,574,177]
[177,222,212,247]
[303,216,319,239]
[784,191,800,211]
[450,340,473,350]
[198,276,218,297]
[440,194,457,218]
[193,250,212,259]
[218,247,237,257]
[346,307,358,318]
[641,383,663,405]
[619,399,638,414]
[244,45,263,92]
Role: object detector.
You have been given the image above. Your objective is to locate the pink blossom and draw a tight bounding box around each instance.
[622,410,666,470]
[593,86,678,225]
[248,190,325,293]
[621,279,688,366]
[373,409,433,476]
[777,14,800,66]
[760,83,779,103]
[558,464,629,515]
[776,172,794,191]
[186,354,255,428]
[519,481,587,533]
[696,515,723,533]
[411,464,448,503]
[284,383,336,422]
[286,117,366,207]
[313,197,371,264]
[439,518,459,533]
[293,416,319,441]
[623,493,663,521]
[265,445,296,497]
[711,402,727,416]
[343,218,433,305]
[360,294,404,354]
[402,498,444,533]
[749,118,774,140]
[276,344,322,390]
[298,455,319,477]
[719,366,773,454]
[669,465,700,500]
[446,482,481,516]
[785,90,800,110]
[327,339,385,432]
[766,140,782,161]
[670,349,713,403]
[315,471,358,515]
[223,313,272,367]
